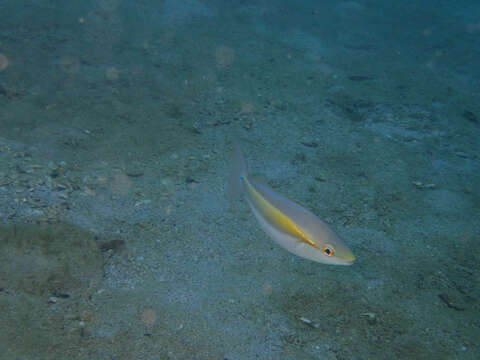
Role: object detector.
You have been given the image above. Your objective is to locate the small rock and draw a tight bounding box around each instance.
[361,313,377,325]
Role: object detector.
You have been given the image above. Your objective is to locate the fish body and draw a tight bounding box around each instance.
[229,147,355,265]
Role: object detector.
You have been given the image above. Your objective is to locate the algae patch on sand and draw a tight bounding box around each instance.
[0,222,103,296]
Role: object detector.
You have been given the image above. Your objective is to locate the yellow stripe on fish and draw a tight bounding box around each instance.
[243,176,322,250]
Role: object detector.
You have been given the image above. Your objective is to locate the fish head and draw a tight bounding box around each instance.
[316,240,355,265]
[300,222,355,265]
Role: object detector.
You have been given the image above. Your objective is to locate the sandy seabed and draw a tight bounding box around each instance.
[0,1,479,359]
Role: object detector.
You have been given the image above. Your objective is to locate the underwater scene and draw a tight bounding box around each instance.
[0,0,479,359]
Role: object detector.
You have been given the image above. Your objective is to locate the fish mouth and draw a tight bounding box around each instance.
[337,253,355,265]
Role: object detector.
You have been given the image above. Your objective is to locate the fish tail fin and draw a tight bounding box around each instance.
[227,143,248,201]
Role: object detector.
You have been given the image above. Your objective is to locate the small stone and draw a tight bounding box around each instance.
[361,313,377,325]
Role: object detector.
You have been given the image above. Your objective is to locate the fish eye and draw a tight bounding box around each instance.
[322,245,335,257]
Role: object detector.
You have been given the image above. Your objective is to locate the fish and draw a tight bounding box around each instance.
[228,146,355,265]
